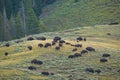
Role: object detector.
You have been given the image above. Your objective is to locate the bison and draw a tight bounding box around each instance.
[31,59,43,65]
[95,69,101,74]
[109,22,119,25]
[74,44,82,47]
[41,72,49,76]
[76,37,83,41]
[102,53,110,57]
[100,58,108,63]
[5,43,10,47]
[59,40,65,44]
[28,66,36,70]
[86,47,95,52]
[55,46,60,50]
[4,52,8,56]
[53,36,61,42]
[44,43,51,48]
[27,46,32,50]
[85,68,94,73]
[72,48,77,52]
[36,37,46,41]
[81,50,88,54]
[38,43,43,47]
[68,55,75,58]
[74,53,82,57]
[27,37,34,41]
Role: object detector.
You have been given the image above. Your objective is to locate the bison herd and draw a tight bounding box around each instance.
[3,36,116,76]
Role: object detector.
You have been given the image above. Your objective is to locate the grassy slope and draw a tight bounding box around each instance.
[0,25,120,80]
[40,0,120,31]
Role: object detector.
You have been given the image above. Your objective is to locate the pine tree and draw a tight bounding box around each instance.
[3,7,12,41]
[9,15,16,39]
[0,12,4,41]
[15,11,25,38]
[24,0,40,35]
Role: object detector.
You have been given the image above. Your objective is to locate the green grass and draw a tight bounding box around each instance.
[40,0,120,31]
[0,25,120,80]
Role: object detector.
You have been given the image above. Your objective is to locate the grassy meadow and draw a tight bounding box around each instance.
[0,25,120,80]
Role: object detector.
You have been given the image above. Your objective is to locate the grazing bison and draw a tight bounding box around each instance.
[75,44,82,47]
[65,42,71,45]
[59,40,65,44]
[27,46,32,50]
[86,47,95,52]
[44,43,51,48]
[38,43,43,47]
[83,37,86,41]
[102,53,110,57]
[15,40,23,43]
[85,68,94,73]
[27,37,34,41]
[53,36,61,42]
[5,43,10,47]
[31,59,43,65]
[109,22,119,25]
[41,72,49,76]
[59,43,63,47]
[76,37,83,41]
[55,46,60,50]
[107,33,111,35]
[72,48,77,52]
[81,50,88,54]
[74,53,82,57]
[100,58,108,63]
[52,41,56,46]
[4,52,8,56]
[68,55,75,58]
[36,37,46,40]
[95,69,101,74]
[28,66,36,70]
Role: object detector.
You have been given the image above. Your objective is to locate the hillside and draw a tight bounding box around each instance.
[0,25,120,80]
[40,0,120,31]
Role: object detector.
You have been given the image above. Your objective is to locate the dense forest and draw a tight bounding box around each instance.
[0,0,120,41]
[0,0,56,41]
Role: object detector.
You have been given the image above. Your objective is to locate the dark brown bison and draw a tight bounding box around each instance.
[28,66,36,70]
[5,43,10,47]
[15,40,23,43]
[4,52,8,56]
[83,37,86,41]
[52,41,56,46]
[41,72,49,76]
[72,48,77,52]
[44,43,51,48]
[95,69,101,74]
[31,59,43,65]
[76,37,83,41]
[59,43,63,47]
[36,37,46,40]
[81,50,88,54]
[65,42,71,45]
[53,36,61,42]
[109,22,119,25]
[68,55,75,58]
[86,47,95,52]
[59,40,65,44]
[85,68,94,73]
[27,46,32,50]
[38,43,43,47]
[74,44,82,47]
[27,37,34,41]
[55,46,60,50]
[102,53,110,57]
[100,58,108,63]
[74,53,82,57]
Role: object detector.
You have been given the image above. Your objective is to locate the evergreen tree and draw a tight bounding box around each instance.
[15,11,25,38]
[9,15,16,39]
[25,0,40,35]
[0,12,4,41]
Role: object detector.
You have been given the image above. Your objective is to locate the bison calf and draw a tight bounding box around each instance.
[27,46,32,50]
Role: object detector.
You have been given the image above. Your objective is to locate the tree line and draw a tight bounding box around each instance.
[0,0,56,41]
